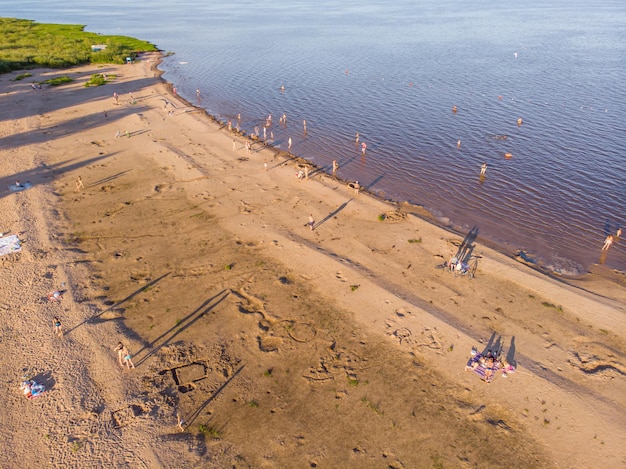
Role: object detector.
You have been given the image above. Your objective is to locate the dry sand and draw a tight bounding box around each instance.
[0,53,625,468]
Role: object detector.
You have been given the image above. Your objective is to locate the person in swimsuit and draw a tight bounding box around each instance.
[121,344,135,369]
[480,162,487,176]
[53,316,63,337]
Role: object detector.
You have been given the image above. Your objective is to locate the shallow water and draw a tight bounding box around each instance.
[3,0,625,273]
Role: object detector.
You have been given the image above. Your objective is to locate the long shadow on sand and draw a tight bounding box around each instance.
[185,364,245,429]
[65,272,171,337]
[0,152,118,202]
[455,225,479,263]
[0,70,158,124]
[134,289,231,367]
[314,198,353,230]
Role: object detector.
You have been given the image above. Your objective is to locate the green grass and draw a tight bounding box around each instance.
[361,396,383,415]
[14,72,31,80]
[198,424,222,438]
[0,17,157,74]
[408,238,422,243]
[42,75,72,86]
[541,302,563,312]
[84,73,107,86]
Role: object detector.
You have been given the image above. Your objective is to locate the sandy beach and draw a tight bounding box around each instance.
[0,53,625,468]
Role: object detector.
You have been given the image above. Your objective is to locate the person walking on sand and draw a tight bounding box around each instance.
[480,162,487,176]
[115,342,135,369]
[353,181,360,196]
[53,316,63,337]
[122,345,135,369]
[113,92,119,104]
[602,234,614,251]
[74,176,84,192]
[115,342,125,367]
[308,214,315,231]
[232,139,237,151]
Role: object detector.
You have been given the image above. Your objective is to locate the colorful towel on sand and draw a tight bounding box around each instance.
[9,182,32,192]
[465,352,516,383]
[0,235,21,256]
[473,362,501,383]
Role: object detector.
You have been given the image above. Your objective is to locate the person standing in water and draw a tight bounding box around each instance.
[480,162,487,176]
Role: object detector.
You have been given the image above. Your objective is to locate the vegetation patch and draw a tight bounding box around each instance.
[13,72,32,80]
[541,301,563,312]
[42,75,73,86]
[0,17,156,74]
[198,424,222,439]
[84,73,109,86]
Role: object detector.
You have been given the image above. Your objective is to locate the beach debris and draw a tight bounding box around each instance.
[0,234,21,257]
[515,250,537,264]
[20,373,46,399]
[47,290,64,302]
[380,211,407,222]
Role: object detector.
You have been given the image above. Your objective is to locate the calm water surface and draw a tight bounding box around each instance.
[2,0,625,273]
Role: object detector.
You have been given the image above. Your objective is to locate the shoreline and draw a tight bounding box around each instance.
[1,53,624,468]
[156,64,625,279]
[153,56,624,284]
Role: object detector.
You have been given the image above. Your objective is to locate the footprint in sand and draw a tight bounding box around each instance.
[336,271,347,282]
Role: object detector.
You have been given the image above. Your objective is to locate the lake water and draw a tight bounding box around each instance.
[2,0,625,274]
